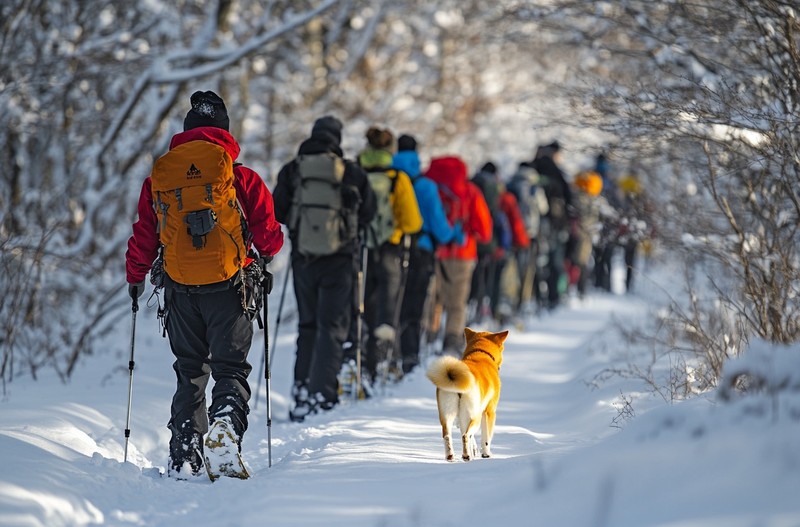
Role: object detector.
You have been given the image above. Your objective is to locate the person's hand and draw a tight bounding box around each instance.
[128,281,145,299]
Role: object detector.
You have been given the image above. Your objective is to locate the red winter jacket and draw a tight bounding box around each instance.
[425,156,492,261]
[125,127,284,284]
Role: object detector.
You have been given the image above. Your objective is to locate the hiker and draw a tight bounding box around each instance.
[592,151,620,292]
[392,134,463,375]
[616,170,652,292]
[357,126,422,384]
[570,170,614,298]
[125,90,284,478]
[425,155,492,355]
[507,161,549,313]
[272,115,376,422]
[532,141,573,310]
[469,162,507,324]
[495,184,530,322]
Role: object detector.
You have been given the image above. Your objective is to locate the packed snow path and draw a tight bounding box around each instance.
[3,286,798,527]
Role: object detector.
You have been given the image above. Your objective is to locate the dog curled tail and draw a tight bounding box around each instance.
[426,355,474,393]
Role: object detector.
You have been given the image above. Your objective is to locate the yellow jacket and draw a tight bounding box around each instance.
[388,169,423,244]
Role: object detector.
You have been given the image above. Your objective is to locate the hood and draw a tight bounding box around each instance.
[425,156,468,196]
[169,127,240,161]
[392,150,421,179]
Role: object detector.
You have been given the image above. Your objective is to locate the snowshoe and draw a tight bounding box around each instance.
[204,419,250,481]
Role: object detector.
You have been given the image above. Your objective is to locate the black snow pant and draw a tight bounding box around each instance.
[624,240,637,292]
[593,244,614,292]
[292,253,353,404]
[398,247,435,374]
[164,277,253,467]
[363,241,403,378]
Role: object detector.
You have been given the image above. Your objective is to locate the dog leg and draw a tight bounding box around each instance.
[443,432,455,462]
[437,390,456,461]
[461,418,480,461]
[481,406,496,458]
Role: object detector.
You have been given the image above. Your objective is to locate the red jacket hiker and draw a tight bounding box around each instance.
[425,156,492,261]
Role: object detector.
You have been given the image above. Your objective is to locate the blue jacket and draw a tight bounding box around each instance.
[393,150,461,252]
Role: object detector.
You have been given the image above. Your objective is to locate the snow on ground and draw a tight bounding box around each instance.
[1,262,799,527]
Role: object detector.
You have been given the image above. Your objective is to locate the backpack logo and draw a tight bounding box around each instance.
[151,141,247,285]
[186,164,202,179]
[290,153,355,257]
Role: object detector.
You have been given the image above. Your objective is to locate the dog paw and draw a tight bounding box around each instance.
[481,453,491,458]
[446,454,455,462]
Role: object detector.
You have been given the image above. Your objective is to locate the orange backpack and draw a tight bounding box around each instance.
[151,140,247,286]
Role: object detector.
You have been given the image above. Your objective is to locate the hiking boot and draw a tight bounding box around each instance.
[289,380,312,422]
[311,392,337,412]
[338,359,357,398]
[204,418,250,481]
[376,359,403,385]
[167,423,204,479]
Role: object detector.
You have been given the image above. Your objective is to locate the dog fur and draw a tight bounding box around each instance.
[426,327,508,461]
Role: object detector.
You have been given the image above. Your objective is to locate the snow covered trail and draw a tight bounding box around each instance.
[3,285,798,527]
[0,291,644,527]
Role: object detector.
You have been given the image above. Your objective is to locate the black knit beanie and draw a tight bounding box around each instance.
[183,90,230,131]
[397,134,417,152]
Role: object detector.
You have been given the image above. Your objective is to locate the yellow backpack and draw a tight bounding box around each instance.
[151,140,247,286]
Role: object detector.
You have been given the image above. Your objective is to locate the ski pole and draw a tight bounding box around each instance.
[123,295,139,463]
[254,266,290,411]
[262,268,274,468]
[354,235,368,400]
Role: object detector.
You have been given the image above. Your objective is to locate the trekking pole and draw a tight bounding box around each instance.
[253,266,291,411]
[123,295,139,463]
[354,234,368,400]
[262,267,274,468]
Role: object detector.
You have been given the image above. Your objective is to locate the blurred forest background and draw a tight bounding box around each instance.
[2,0,798,395]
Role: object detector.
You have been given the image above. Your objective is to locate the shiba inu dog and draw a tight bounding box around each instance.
[426,328,508,461]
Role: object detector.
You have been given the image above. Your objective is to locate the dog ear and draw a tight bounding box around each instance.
[490,330,509,345]
[464,327,477,341]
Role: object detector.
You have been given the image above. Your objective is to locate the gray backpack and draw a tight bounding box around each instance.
[365,168,397,250]
[290,153,355,256]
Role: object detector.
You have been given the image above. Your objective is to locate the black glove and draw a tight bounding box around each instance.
[128,281,145,299]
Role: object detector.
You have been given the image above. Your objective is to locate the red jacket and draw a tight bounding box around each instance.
[499,191,530,250]
[425,156,492,261]
[125,127,284,284]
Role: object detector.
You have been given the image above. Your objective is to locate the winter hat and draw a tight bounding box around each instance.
[366,126,394,150]
[480,161,498,175]
[183,90,230,131]
[397,134,417,152]
[574,171,603,196]
[311,115,343,144]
